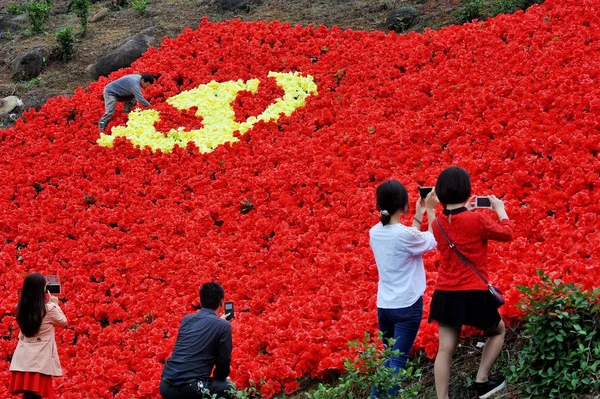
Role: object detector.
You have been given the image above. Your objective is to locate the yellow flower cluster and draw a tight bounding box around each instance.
[97,72,318,153]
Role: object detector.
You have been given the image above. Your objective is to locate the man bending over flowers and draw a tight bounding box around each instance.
[98,73,154,132]
[160,282,235,399]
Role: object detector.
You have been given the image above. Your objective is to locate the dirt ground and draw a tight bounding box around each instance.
[0,0,465,128]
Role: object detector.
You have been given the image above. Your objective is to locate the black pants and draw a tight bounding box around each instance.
[159,378,235,399]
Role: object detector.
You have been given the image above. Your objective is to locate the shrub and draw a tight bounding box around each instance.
[71,0,91,33]
[109,0,129,10]
[55,27,75,62]
[509,270,600,398]
[25,0,52,34]
[8,2,25,14]
[455,0,484,23]
[305,333,421,399]
[131,0,148,15]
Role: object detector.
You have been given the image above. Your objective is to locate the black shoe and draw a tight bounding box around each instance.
[474,376,506,399]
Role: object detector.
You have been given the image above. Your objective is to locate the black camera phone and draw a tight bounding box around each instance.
[224,302,234,320]
[46,275,61,295]
[475,196,492,208]
[418,186,433,199]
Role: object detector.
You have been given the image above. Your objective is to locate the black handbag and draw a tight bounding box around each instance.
[435,219,505,308]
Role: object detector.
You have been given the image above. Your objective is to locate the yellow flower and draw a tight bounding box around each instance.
[98,72,318,153]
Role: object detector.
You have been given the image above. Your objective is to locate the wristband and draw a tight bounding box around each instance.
[413,217,423,224]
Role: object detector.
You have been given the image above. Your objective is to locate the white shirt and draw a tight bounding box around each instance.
[370,222,437,309]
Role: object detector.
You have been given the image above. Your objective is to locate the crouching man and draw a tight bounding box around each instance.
[160,282,235,399]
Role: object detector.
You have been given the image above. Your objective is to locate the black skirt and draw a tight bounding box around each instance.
[428,290,501,330]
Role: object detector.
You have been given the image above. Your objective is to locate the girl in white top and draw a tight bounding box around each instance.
[369,180,437,397]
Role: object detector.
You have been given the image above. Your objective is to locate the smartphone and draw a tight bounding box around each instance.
[418,186,433,199]
[475,196,492,209]
[46,275,61,295]
[224,302,234,320]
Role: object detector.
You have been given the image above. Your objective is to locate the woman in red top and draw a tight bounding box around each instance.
[9,273,67,399]
[429,167,514,399]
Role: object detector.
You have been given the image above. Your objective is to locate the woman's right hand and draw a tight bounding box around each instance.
[49,295,59,305]
[489,195,505,211]
[424,190,439,210]
[490,195,509,220]
[415,196,426,218]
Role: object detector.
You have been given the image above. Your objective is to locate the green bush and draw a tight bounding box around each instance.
[131,0,148,15]
[25,0,52,34]
[8,2,25,14]
[110,0,129,10]
[489,0,539,16]
[455,0,484,23]
[55,27,75,62]
[509,270,600,398]
[305,333,421,399]
[71,0,91,33]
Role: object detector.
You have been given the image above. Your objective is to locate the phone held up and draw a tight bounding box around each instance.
[46,275,61,295]
[418,186,433,199]
[224,302,234,321]
[474,196,492,209]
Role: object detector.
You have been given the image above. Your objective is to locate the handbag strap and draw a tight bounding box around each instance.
[435,218,492,287]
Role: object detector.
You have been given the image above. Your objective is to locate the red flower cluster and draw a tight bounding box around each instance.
[1,0,600,396]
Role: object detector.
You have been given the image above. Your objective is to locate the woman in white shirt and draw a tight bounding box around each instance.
[369,180,437,397]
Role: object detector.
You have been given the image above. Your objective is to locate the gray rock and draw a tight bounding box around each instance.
[386,7,420,33]
[89,27,162,79]
[11,48,49,81]
[218,0,260,11]
[90,7,109,23]
[11,14,28,24]
[0,16,24,34]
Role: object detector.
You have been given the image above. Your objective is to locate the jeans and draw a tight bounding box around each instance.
[159,378,235,399]
[98,93,135,129]
[371,296,424,398]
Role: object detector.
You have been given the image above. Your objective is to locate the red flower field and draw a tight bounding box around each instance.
[1,0,599,396]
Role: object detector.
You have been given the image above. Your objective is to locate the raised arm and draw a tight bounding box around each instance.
[47,300,68,328]
[213,323,232,381]
[481,196,514,242]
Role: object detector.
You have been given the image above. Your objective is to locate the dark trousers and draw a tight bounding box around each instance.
[159,378,235,399]
[371,296,424,398]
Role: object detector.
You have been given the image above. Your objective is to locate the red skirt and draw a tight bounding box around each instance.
[9,371,54,398]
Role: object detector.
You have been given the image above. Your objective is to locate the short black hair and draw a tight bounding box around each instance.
[141,74,155,84]
[376,180,409,226]
[200,282,224,310]
[435,166,471,205]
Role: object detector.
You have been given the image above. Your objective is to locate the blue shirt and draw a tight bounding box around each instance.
[104,74,150,106]
[161,309,232,381]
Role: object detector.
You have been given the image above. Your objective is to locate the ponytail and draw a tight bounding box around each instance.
[376,180,409,226]
[380,210,391,226]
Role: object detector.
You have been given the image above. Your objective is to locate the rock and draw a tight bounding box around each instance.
[89,27,163,79]
[11,14,28,24]
[218,0,260,11]
[0,89,57,128]
[11,48,49,82]
[90,7,109,23]
[0,16,24,35]
[386,7,420,33]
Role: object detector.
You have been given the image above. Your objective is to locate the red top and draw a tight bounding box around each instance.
[432,208,514,291]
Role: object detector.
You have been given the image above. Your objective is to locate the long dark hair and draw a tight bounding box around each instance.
[376,180,409,226]
[16,273,47,337]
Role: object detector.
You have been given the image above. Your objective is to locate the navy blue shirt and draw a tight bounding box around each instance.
[162,308,232,381]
